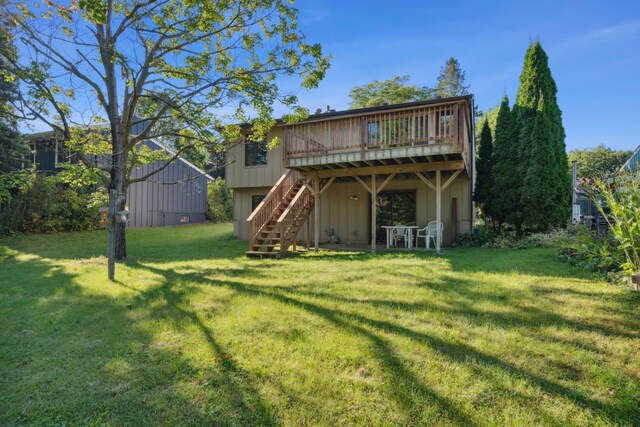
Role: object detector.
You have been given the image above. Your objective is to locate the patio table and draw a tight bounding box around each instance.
[381,225,419,249]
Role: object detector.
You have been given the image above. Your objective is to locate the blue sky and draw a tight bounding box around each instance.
[285,0,640,152]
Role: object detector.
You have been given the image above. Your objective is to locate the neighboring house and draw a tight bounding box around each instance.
[571,145,639,230]
[226,95,475,257]
[617,145,640,174]
[572,177,606,230]
[26,131,213,228]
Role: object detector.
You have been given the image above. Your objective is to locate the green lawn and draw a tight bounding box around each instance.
[1,223,638,426]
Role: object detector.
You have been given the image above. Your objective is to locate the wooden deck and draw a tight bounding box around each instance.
[282,97,473,173]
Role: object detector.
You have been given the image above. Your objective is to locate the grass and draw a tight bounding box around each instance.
[1,223,638,426]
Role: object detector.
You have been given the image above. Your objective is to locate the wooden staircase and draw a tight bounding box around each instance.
[246,170,314,258]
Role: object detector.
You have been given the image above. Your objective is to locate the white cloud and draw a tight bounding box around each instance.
[553,19,640,54]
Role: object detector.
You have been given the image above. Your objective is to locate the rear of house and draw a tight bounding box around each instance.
[226,96,475,257]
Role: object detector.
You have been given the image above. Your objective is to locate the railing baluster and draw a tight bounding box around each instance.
[282,100,466,160]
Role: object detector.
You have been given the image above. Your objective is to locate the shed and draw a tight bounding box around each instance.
[127,139,214,228]
[25,132,214,228]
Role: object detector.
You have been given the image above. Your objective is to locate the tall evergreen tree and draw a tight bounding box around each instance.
[474,121,494,218]
[491,95,519,230]
[514,41,570,230]
[433,57,470,98]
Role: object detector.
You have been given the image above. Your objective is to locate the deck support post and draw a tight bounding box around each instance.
[306,218,310,250]
[436,170,441,254]
[370,174,377,254]
[314,177,320,252]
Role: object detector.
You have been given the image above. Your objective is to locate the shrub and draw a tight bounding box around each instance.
[457,226,497,247]
[207,178,233,223]
[461,227,578,249]
[595,172,640,276]
[557,230,625,273]
[0,172,101,236]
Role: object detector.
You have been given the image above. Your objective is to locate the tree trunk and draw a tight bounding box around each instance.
[107,190,126,280]
[116,194,127,260]
[107,117,126,280]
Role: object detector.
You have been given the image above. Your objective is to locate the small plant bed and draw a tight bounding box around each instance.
[1,224,638,426]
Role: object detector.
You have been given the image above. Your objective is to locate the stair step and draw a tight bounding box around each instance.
[246,251,282,258]
[248,177,313,258]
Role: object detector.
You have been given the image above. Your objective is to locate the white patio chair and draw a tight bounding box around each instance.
[416,221,443,249]
[391,226,409,248]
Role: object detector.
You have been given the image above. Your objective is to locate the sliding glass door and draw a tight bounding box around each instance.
[371,191,416,243]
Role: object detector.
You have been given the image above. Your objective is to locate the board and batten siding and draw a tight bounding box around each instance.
[127,139,212,228]
[231,174,470,246]
[315,175,471,245]
[225,128,285,189]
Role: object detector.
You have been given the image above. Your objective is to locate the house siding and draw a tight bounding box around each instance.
[225,128,285,189]
[127,140,210,228]
[232,174,470,245]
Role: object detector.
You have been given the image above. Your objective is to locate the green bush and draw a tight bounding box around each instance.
[0,172,101,236]
[557,230,625,273]
[457,226,497,247]
[207,178,233,223]
[460,227,577,249]
[595,172,640,275]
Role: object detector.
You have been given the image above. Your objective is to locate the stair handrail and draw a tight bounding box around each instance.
[285,129,328,158]
[277,183,309,223]
[247,169,299,249]
[277,183,313,253]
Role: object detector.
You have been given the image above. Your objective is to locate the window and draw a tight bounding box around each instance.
[54,140,70,166]
[29,143,37,169]
[367,121,379,144]
[251,195,266,212]
[180,215,190,223]
[245,140,268,166]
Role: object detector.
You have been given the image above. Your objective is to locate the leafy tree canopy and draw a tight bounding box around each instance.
[348,75,430,109]
[0,1,28,173]
[1,0,330,277]
[348,57,470,109]
[568,145,633,179]
[476,103,499,141]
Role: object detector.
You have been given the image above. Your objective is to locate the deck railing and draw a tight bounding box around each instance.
[283,100,471,164]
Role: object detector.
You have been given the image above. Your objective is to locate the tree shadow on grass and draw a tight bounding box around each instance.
[128,261,478,426]
[0,249,276,426]
[128,261,640,425]
[298,246,593,280]
[0,223,246,262]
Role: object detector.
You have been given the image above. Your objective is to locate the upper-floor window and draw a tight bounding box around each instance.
[245,140,267,166]
[29,143,37,168]
[55,140,71,166]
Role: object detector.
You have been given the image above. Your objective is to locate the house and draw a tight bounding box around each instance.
[225,95,475,257]
[26,130,214,228]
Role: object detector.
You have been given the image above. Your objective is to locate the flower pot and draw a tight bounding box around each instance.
[632,273,640,292]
